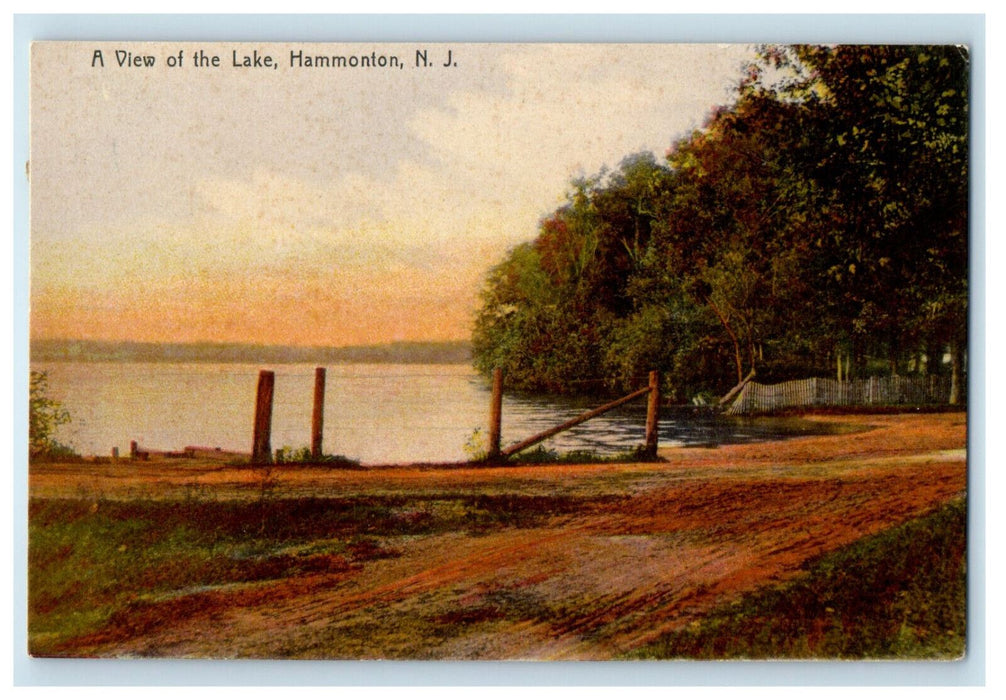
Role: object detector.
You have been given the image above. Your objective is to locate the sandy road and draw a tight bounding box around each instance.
[31,412,967,659]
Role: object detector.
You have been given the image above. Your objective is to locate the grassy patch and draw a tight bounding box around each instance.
[505,445,656,465]
[272,446,359,467]
[627,498,967,659]
[28,499,364,654]
[28,492,611,655]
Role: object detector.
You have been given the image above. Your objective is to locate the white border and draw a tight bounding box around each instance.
[9,12,990,689]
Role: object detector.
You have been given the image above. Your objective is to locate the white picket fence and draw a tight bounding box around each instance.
[725,375,952,415]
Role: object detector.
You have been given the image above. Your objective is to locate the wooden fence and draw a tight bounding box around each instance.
[725,375,953,415]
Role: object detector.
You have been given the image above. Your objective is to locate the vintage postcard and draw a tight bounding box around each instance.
[27,40,969,662]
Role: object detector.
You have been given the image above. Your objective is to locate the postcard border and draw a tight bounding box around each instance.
[11,12,988,688]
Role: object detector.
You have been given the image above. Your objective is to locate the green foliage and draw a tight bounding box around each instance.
[29,371,76,461]
[749,45,968,377]
[473,154,672,394]
[462,428,489,462]
[504,445,654,466]
[273,446,359,467]
[274,446,313,464]
[472,45,968,399]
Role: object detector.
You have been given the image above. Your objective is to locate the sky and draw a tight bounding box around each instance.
[30,42,755,347]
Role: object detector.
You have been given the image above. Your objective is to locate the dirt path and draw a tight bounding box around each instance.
[32,412,967,659]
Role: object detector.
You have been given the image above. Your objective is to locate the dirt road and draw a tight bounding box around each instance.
[30,412,967,659]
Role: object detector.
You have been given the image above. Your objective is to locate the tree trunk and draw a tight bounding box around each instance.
[949,336,965,405]
[719,367,757,406]
[745,327,757,377]
[706,298,744,385]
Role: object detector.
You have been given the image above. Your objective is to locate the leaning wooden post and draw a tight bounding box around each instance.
[311,367,326,460]
[645,370,661,459]
[487,367,504,461]
[252,370,275,464]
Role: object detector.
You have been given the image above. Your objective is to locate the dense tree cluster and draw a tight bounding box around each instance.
[472,45,968,403]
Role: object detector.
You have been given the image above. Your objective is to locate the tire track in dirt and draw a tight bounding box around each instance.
[91,526,588,657]
[557,458,966,656]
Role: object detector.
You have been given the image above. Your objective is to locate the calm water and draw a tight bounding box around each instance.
[33,362,833,464]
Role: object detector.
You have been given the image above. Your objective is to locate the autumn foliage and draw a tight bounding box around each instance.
[472,45,968,402]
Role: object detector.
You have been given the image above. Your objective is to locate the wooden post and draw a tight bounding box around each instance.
[645,370,660,459]
[252,370,275,464]
[130,440,138,459]
[311,367,326,460]
[501,385,651,458]
[488,367,503,461]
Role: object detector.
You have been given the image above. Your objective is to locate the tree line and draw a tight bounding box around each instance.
[31,339,472,365]
[472,45,968,404]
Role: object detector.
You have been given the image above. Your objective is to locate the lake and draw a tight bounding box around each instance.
[33,362,833,464]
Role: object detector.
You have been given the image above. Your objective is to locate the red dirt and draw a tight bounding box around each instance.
[30,412,967,659]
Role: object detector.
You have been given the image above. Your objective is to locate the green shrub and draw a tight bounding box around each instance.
[29,371,75,461]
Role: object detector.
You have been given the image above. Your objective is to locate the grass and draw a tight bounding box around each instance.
[499,445,658,466]
[627,497,967,660]
[27,492,612,656]
[272,446,359,467]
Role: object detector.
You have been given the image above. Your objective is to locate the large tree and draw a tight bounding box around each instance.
[473,155,672,393]
[472,44,969,403]
[652,92,829,388]
[748,45,968,390]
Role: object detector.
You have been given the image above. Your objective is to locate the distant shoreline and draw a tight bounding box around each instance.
[30,338,473,366]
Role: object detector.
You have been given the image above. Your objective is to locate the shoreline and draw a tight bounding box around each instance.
[29,412,968,500]
[34,406,967,469]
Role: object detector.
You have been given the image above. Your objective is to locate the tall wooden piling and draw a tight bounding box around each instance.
[488,367,503,460]
[311,367,326,460]
[645,370,661,458]
[252,370,275,464]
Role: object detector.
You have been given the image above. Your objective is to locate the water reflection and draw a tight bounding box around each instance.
[500,390,845,457]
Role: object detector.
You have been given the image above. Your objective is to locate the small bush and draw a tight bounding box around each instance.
[29,371,76,461]
[463,428,489,462]
[273,446,359,467]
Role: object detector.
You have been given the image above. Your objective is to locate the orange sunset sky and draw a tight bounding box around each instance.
[30,42,754,347]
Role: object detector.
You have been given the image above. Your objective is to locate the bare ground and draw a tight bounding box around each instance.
[29,412,967,659]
